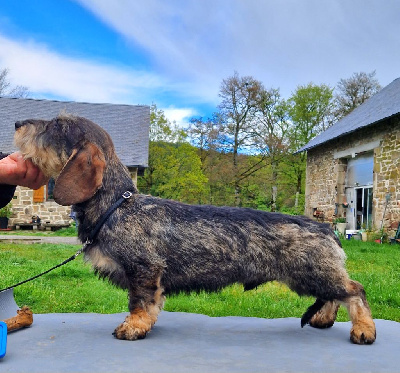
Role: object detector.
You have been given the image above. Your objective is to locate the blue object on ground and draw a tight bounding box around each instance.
[0,321,7,359]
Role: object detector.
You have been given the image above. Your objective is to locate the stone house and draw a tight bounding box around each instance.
[298,78,400,237]
[0,96,149,228]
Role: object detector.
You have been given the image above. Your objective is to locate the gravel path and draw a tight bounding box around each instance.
[0,235,80,245]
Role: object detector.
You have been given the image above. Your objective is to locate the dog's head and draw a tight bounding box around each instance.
[14,115,113,205]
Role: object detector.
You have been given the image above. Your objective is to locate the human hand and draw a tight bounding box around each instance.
[0,152,48,189]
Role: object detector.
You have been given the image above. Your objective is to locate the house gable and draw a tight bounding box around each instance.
[0,96,150,168]
[299,77,400,153]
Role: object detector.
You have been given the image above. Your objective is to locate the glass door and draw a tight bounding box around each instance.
[355,187,373,230]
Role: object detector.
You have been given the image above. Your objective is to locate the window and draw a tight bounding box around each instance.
[47,178,55,200]
[33,186,45,203]
[346,153,373,187]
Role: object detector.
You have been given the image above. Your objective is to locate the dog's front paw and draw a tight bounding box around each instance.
[113,321,147,340]
[113,310,154,340]
[350,321,376,344]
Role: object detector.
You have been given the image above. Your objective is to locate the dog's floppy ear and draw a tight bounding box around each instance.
[53,142,105,205]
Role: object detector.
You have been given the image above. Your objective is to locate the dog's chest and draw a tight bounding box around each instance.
[85,245,121,275]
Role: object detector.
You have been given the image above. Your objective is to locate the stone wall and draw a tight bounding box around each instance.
[305,116,400,236]
[9,187,71,226]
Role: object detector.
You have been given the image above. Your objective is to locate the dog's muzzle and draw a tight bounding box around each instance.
[15,121,25,130]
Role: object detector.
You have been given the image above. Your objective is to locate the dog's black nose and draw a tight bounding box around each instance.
[15,121,25,130]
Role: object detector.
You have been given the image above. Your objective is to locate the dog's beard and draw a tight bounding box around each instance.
[14,126,66,178]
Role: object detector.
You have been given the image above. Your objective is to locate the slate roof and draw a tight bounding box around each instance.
[0,96,150,167]
[298,77,400,152]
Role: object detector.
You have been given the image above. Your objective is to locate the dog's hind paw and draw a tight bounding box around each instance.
[113,309,153,340]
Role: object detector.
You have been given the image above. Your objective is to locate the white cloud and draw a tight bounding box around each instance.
[0,33,165,104]
[74,0,235,99]
[162,107,197,128]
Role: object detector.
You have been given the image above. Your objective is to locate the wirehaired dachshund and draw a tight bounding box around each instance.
[14,115,376,344]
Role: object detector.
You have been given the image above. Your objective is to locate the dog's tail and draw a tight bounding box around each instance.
[300,298,326,328]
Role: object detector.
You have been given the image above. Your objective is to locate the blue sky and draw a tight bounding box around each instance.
[0,0,400,126]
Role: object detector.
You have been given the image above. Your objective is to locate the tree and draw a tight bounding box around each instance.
[254,88,290,211]
[288,83,334,150]
[149,103,186,143]
[218,71,265,206]
[0,68,29,98]
[188,114,221,167]
[140,141,209,204]
[334,71,381,119]
[139,105,208,204]
[287,83,334,196]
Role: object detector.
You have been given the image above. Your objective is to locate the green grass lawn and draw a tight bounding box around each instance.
[0,239,399,321]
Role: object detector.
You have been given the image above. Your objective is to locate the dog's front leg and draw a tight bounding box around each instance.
[113,272,165,341]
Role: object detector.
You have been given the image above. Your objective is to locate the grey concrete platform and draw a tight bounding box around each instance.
[1,312,398,372]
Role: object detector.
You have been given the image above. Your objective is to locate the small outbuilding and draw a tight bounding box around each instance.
[298,78,400,238]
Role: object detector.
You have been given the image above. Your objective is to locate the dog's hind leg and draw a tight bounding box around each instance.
[339,279,376,344]
[301,281,375,343]
[307,300,340,329]
[113,273,165,341]
[301,298,326,327]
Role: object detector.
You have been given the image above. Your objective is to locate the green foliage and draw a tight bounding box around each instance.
[288,83,334,149]
[0,225,76,236]
[0,243,127,313]
[149,103,186,143]
[139,141,209,204]
[239,183,269,210]
[50,225,77,236]
[0,203,13,218]
[138,104,209,204]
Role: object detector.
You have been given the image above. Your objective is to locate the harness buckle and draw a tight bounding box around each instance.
[122,191,133,199]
